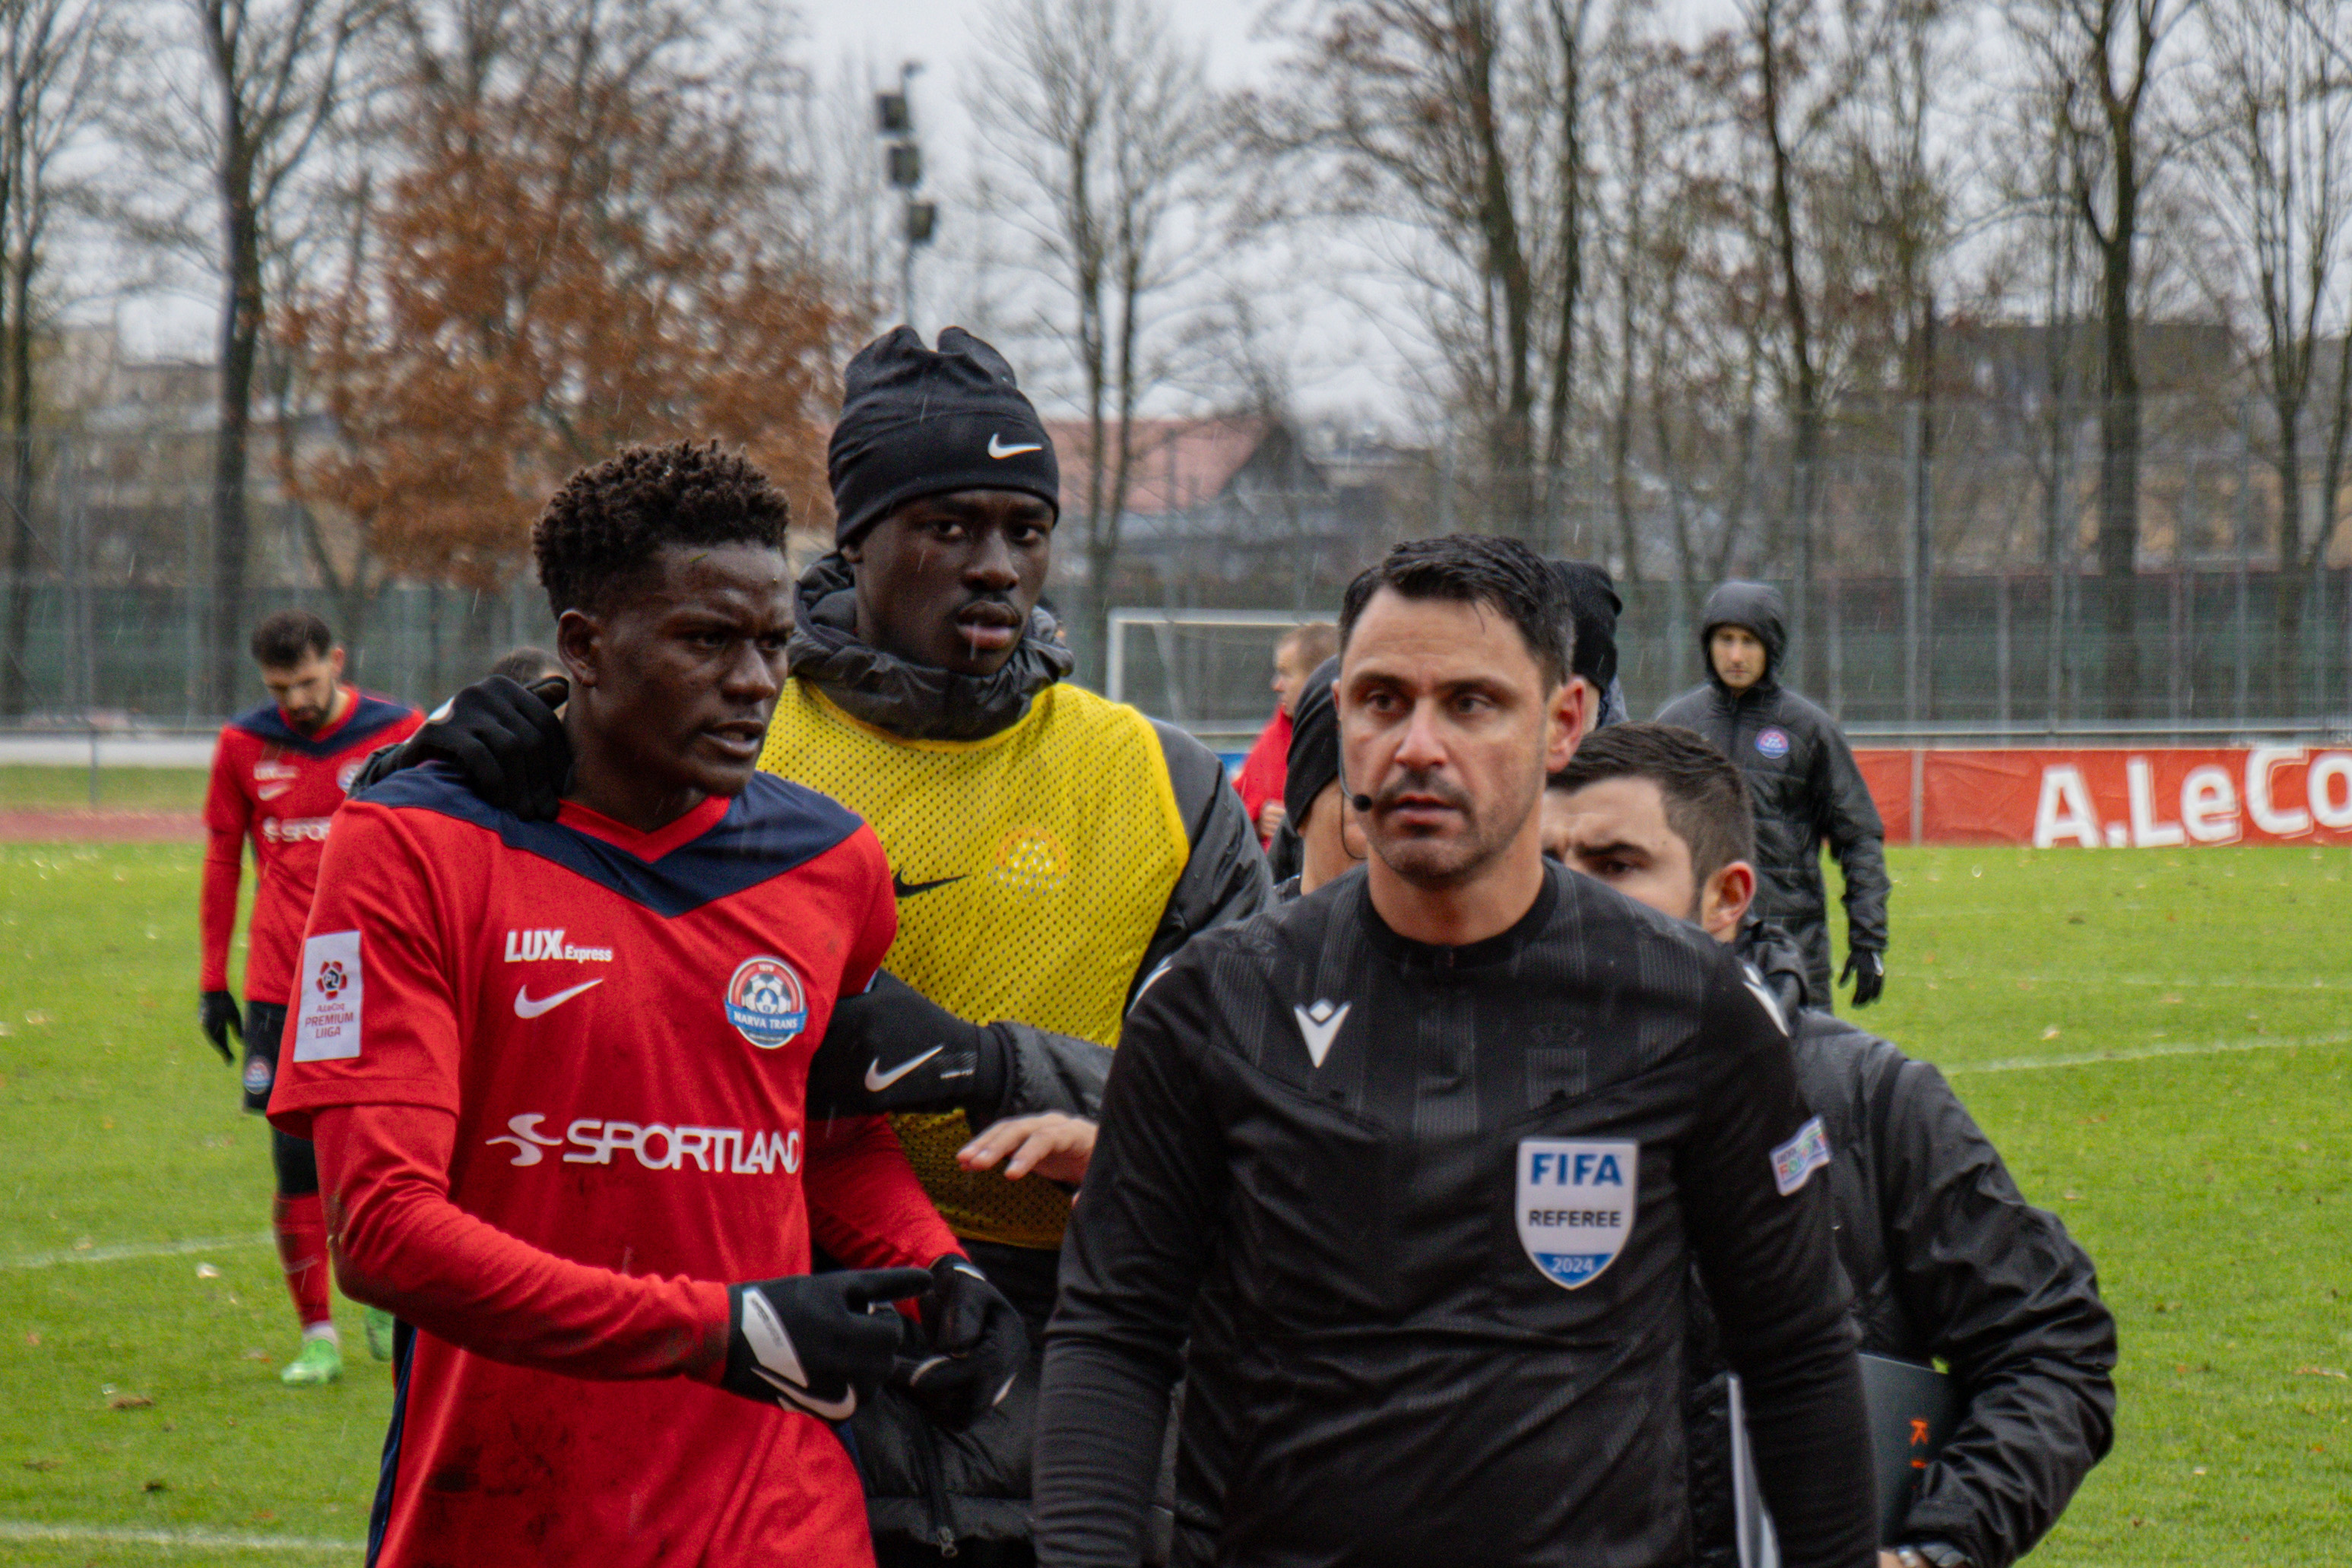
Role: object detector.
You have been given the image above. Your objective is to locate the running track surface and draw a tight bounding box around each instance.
[0,810,203,842]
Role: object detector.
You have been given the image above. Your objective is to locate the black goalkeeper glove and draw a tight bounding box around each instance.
[718,1267,931,1422]
[356,675,572,819]
[198,990,242,1064]
[1841,948,1886,1006]
[892,1255,1029,1430]
[808,973,1009,1121]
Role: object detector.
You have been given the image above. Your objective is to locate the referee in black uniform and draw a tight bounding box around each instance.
[1035,535,1875,1568]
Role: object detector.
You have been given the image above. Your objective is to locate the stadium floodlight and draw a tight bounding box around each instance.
[887,142,924,190]
[905,202,937,245]
[875,92,911,135]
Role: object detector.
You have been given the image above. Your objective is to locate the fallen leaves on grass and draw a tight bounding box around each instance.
[108,1393,154,1409]
[142,1478,167,1492]
[25,1331,39,1346]
[195,1263,220,1279]
[2293,1366,2347,1379]
[22,1459,60,1471]
[2041,1025,2061,1040]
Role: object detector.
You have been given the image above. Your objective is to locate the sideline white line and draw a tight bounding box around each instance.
[1921,971,2350,991]
[1945,1031,2352,1075]
[3,1232,273,1270]
[0,1518,360,1553]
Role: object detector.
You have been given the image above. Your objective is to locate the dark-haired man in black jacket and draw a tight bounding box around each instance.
[1657,581,1890,1009]
[1038,536,1876,1568]
[1548,723,2116,1568]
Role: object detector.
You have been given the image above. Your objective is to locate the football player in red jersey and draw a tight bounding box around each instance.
[268,442,1023,1568]
[198,610,423,1384]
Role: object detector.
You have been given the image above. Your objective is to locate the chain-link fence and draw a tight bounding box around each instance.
[5,402,2350,745]
[0,427,555,729]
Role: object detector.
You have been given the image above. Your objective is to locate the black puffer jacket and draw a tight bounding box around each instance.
[1688,930,2118,1568]
[1656,582,1889,1003]
[788,556,1273,1554]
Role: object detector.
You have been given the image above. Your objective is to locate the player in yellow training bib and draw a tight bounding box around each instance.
[764,326,1270,1560]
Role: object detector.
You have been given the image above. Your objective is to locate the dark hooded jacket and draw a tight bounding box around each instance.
[789,554,1273,1554]
[1682,927,2119,1568]
[1656,582,1889,1001]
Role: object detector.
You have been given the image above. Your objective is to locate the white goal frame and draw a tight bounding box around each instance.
[1103,608,1326,732]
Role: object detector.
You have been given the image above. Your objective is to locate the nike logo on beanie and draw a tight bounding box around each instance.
[989,433,1044,458]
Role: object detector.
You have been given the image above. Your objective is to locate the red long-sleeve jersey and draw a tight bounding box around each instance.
[1232,705,1291,845]
[269,764,959,1567]
[200,689,422,1001]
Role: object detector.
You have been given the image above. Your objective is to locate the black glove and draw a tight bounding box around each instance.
[893,1255,1029,1430]
[719,1267,931,1421]
[382,675,572,819]
[198,991,242,1064]
[808,973,1008,1121]
[1841,948,1886,1006]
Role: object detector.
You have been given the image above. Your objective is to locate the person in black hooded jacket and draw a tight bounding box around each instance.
[1656,581,1891,1009]
[1548,724,2117,1568]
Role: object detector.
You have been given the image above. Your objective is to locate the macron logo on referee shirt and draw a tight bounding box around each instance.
[1292,999,1349,1068]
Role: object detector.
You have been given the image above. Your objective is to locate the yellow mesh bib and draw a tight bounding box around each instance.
[759,679,1190,1249]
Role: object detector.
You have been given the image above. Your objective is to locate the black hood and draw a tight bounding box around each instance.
[1697,581,1787,693]
[785,552,1074,742]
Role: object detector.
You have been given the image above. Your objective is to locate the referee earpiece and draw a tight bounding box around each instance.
[1337,750,1372,814]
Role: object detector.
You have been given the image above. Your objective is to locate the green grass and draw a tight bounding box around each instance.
[1,840,2347,1563]
[1,844,385,1566]
[0,767,211,812]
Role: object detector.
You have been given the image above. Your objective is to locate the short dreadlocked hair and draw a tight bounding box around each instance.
[533,441,792,618]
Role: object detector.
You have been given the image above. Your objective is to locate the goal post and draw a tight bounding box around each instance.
[1104,607,1328,747]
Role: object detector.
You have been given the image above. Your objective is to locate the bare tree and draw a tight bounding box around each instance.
[2185,0,2352,711]
[1733,0,1885,691]
[967,0,1223,680]
[0,0,122,715]
[1247,0,1602,544]
[2010,0,2182,716]
[119,0,376,711]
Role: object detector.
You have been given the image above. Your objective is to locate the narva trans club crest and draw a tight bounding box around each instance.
[1517,1139,1638,1290]
[725,955,808,1050]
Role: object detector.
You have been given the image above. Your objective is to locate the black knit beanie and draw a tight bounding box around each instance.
[828,326,1060,546]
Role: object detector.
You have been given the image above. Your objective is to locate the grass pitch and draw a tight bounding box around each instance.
[2,835,2347,1564]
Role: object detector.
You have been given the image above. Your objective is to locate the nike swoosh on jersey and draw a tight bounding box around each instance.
[258,784,291,801]
[513,978,604,1018]
[892,870,967,898]
[865,1044,946,1092]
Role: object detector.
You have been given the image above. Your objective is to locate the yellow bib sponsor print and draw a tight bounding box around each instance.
[759,679,1190,1248]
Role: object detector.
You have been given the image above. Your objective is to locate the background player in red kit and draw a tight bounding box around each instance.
[269,442,1023,1568]
[198,609,422,1384]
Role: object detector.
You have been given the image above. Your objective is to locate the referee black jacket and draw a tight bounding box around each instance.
[1036,863,1878,1568]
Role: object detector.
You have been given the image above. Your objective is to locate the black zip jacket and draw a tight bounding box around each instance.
[1656,583,1890,1003]
[1684,927,2117,1568]
[1037,864,1877,1568]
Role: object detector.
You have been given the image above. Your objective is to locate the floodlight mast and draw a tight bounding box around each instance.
[875,61,935,331]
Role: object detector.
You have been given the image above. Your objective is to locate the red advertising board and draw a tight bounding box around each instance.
[1853,746,2352,848]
